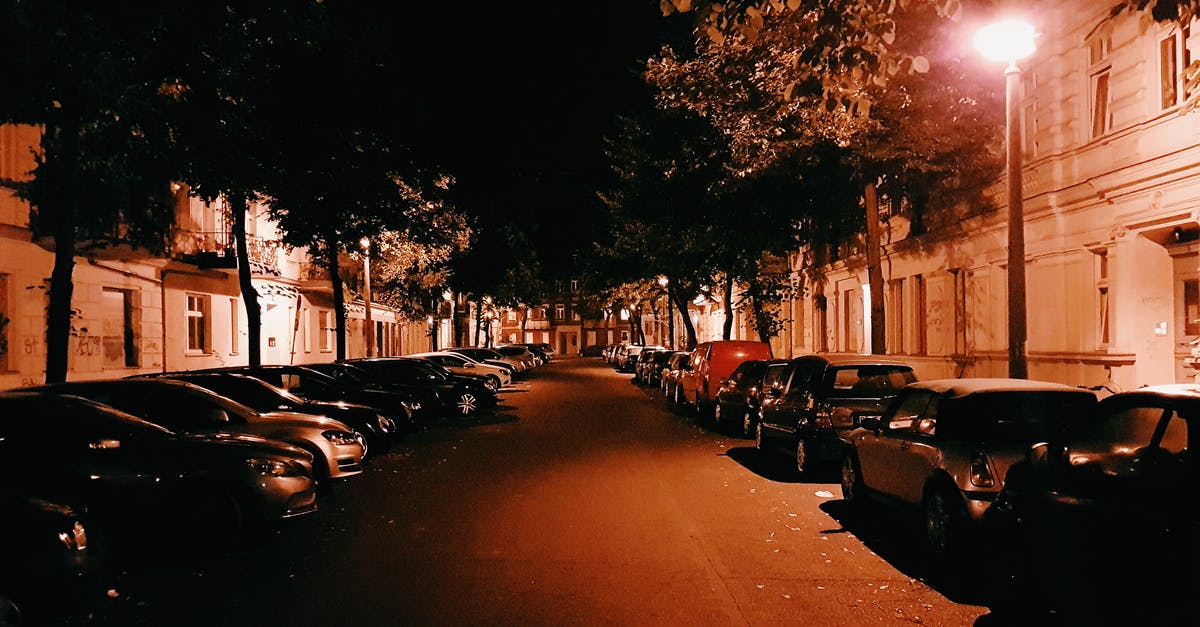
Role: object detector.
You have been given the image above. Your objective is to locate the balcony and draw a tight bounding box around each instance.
[172,229,282,276]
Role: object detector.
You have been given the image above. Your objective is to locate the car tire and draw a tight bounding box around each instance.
[742,408,756,438]
[794,437,810,478]
[487,375,502,389]
[673,385,683,407]
[840,451,863,509]
[713,402,723,426]
[353,430,369,460]
[456,392,479,415]
[754,419,765,451]
[192,488,246,546]
[923,484,968,565]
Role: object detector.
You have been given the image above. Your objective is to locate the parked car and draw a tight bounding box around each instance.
[662,351,691,400]
[757,354,917,477]
[142,371,398,458]
[409,351,512,388]
[496,345,541,370]
[645,348,677,388]
[839,378,1099,564]
[680,340,774,417]
[448,347,526,375]
[515,342,555,362]
[342,358,498,416]
[191,364,422,432]
[304,361,463,420]
[1,491,94,625]
[23,378,363,482]
[616,344,657,373]
[985,384,1200,616]
[713,358,792,435]
[0,391,319,542]
[631,347,666,384]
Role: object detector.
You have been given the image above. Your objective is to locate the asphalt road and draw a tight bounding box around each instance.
[56,357,998,627]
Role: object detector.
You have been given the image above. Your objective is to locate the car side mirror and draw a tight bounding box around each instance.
[89,438,121,450]
[858,416,882,431]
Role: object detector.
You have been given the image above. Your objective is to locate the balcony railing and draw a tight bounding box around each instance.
[172,229,282,275]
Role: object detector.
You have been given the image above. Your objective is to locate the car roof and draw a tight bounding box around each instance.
[793,354,915,368]
[1099,385,1200,409]
[905,378,1087,397]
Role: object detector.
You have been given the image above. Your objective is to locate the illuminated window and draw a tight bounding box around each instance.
[556,304,565,320]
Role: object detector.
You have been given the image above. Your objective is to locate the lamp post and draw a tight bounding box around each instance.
[657,275,673,349]
[359,237,374,358]
[975,18,1036,379]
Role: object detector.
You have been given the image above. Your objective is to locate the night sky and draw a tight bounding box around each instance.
[387,2,691,275]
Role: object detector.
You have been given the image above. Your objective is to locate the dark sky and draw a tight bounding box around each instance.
[385,2,691,275]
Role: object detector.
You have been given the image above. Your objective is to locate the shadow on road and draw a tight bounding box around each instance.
[723,446,840,484]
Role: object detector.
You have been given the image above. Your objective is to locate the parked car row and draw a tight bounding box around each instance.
[607,342,1194,615]
[2,349,550,623]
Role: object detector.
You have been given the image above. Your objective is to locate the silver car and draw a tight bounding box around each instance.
[840,378,1098,562]
[25,378,365,481]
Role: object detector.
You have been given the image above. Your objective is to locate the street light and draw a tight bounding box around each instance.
[975,18,1036,379]
[657,276,673,349]
[360,237,374,358]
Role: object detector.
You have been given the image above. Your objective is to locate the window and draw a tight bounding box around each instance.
[1160,27,1191,109]
[953,270,968,355]
[1184,279,1199,336]
[101,288,139,368]
[914,275,927,355]
[186,294,210,353]
[571,309,580,321]
[570,279,580,292]
[1088,23,1113,137]
[0,274,9,372]
[887,279,905,354]
[302,307,311,353]
[1097,251,1112,346]
[318,310,332,352]
[229,298,239,355]
[556,304,565,320]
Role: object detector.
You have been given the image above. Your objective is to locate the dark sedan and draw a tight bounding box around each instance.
[757,355,918,477]
[332,359,497,416]
[986,384,1199,619]
[713,358,791,436]
[142,371,398,459]
[0,392,318,542]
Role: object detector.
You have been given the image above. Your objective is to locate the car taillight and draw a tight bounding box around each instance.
[970,453,995,488]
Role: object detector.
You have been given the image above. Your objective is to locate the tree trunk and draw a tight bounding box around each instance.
[230,194,261,365]
[722,273,734,340]
[666,280,676,349]
[671,290,697,349]
[864,181,886,355]
[474,298,483,347]
[45,116,79,383]
[326,239,346,361]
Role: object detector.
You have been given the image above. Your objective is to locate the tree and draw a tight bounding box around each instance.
[652,1,1002,354]
[0,3,181,382]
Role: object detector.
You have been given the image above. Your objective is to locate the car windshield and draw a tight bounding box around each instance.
[1069,404,1187,457]
[938,392,1098,443]
[309,363,375,386]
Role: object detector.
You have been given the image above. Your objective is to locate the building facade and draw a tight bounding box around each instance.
[0,125,412,389]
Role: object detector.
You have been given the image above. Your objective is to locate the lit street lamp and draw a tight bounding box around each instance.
[975,18,1036,379]
[360,237,374,358]
[657,275,673,349]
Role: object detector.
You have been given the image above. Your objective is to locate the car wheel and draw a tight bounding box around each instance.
[742,409,755,438]
[673,385,683,406]
[487,375,502,389]
[924,485,967,563]
[456,392,479,415]
[794,438,810,477]
[840,452,863,508]
[754,419,765,451]
[713,402,723,425]
[192,488,245,545]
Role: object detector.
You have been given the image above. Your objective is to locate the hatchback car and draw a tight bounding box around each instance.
[342,358,497,416]
[840,378,1099,563]
[662,351,692,403]
[25,378,364,481]
[985,384,1200,615]
[757,355,917,476]
[448,347,525,375]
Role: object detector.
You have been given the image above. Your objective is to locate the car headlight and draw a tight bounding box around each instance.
[247,457,303,477]
[322,430,359,446]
